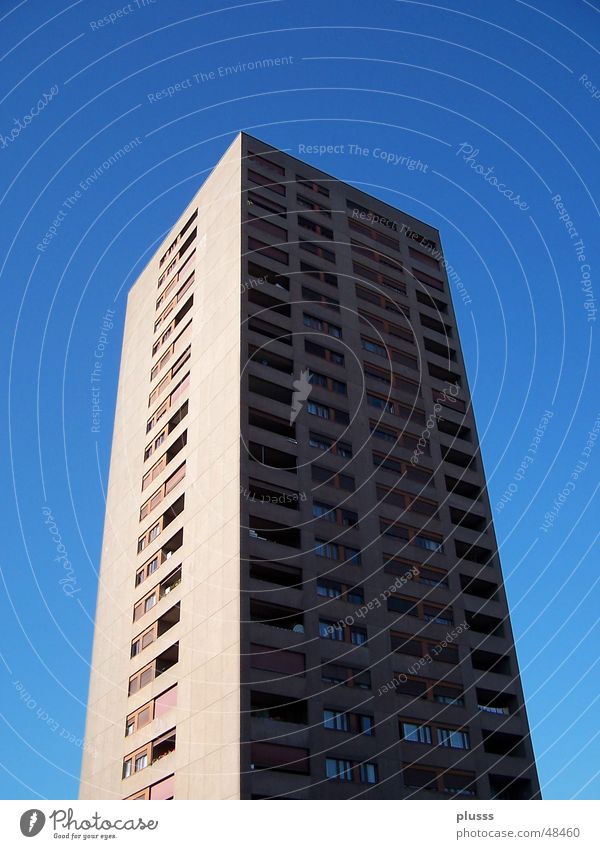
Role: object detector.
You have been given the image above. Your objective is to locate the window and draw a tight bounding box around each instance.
[359,763,378,784]
[300,239,336,263]
[298,216,333,239]
[297,194,331,216]
[126,690,178,738]
[296,174,329,196]
[247,192,287,219]
[362,337,386,357]
[309,370,347,395]
[374,453,434,484]
[412,267,444,291]
[123,729,176,779]
[133,566,181,622]
[308,431,352,457]
[417,566,449,588]
[316,538,361,565]
[317,542,338,560]
[414,532,443,552]
[136,495,185,553]
[247,213,288,242]
[248,169,286,195]
[352,239,403,273]
[304,313,323,331]
[359,306,413,340]
[128,643,179,695]
[391,632,459,664]
[346,199,398,233]
[158,211,197,268]
[300,260,337,287]
[146,373,191,434]
[326,758,353,781]
[140,463,187,521]
[301,285,339,309]
[308,401,329,419]
[438,728,470,749]
[353,261,405,296]
[135,535,182,589]
[377,484,438,518]
[367,393,394,414]
[135,753,148,772]
[158,228,196,285]
[362,336,417,369]
[370,420,428,452]
[248,236,289,265]
[154,274,195,331]
[305,339,345,366]
[403,765,476,796]
[317,577,363,602]
[325,758,378,784]
[248,151,286,176]
[324,709,349,731]
[303,313,342,338]
[313,503,358,528]
[321,663,371,689]
[433,683,464,706]
[402,722,433,744]
[312,467,355,492]
[319,620,366,645]
[313,502,334,522]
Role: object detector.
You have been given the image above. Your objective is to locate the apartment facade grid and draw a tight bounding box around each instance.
[79,132,540,801]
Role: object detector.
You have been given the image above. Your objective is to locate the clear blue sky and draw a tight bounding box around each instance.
[0,0,598,800]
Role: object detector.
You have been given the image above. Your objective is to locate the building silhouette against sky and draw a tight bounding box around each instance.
[79,133,540,800]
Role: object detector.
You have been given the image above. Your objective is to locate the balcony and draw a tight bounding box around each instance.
[450,507,487,533]
[460,575,499,601]
[249,560,302,590]
[438,417,471,442]
[483,730,527,758]
[248,345,293,375]
[249,407,296,441]
[471,649,511,676]
[455,539,495,566]
[246,479,302,511]
[476,687,518,717]
[489,774,535,800]
[251,691,308,725]
[249,516,301,550]
[248,443,297,474]
[441,445,476,471]
[250,599,305,633]
[249,374,293,407]
[445,475,481,500]
[465,610,504,638]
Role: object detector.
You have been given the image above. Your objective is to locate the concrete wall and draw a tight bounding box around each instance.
[80,135,242,800]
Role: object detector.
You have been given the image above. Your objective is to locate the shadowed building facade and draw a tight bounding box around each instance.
[79,133,540,800]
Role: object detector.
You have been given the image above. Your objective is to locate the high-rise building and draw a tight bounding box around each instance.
[79,133,540,800]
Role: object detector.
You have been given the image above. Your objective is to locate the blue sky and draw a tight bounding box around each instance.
[0,0,598,800]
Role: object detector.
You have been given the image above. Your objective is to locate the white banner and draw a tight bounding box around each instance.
[1,800,598,847]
